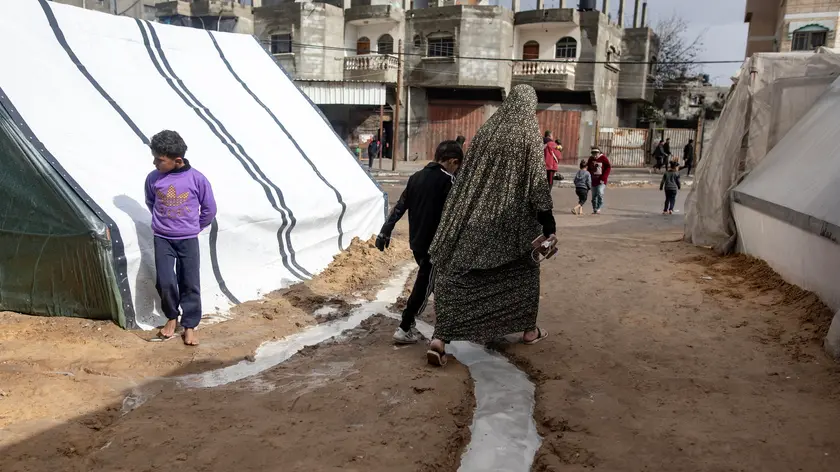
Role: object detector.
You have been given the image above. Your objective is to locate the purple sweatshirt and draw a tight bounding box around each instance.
[144,161,217,239]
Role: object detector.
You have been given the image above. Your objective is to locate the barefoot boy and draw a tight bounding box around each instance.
[145,130,216,346]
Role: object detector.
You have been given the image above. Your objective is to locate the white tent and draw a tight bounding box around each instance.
[685,50,840,253]
[0,1,385,329]
[732,75,840,311]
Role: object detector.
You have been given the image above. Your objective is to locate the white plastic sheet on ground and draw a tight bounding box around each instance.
[684,50,840,253]
[0,1,384,329]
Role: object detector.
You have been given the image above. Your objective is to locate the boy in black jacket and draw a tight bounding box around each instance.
[376,141,463,344]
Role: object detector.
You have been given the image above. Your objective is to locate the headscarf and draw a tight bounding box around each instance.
[429,84,553,274]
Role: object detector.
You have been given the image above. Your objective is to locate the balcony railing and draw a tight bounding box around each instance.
[513,60,576,76]
[344,54,399,71]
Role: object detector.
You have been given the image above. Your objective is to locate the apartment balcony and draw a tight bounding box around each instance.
[514,8,579,26]
[344,54,399,83]
[511,61,576,91]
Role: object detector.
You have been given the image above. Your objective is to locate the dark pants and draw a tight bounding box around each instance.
[681,161,693,176]
[154,236,202,329]
[400,251,434,332]
[575,187,589,205]
[546,170,555,189]
[664,190,678,212]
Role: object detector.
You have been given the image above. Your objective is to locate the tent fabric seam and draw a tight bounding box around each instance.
[732,190,840,245]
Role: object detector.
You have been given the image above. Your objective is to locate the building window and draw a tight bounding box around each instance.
[356,37,371,55]
[377,34,394,55]
[523,40,540,60]
[649,56,657,77]
[270,33,292,55]
[413,34,423,50]
[791,26,828,51]
[427,35,455,57]
[555,37,577,59]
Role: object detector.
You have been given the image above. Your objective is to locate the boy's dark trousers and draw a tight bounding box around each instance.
[154,236,202,329]
[400,251,434,332]
[664,190,678,212]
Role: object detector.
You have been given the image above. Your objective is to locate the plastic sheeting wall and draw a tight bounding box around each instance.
[684,50,840,252]
[0,1,385,329]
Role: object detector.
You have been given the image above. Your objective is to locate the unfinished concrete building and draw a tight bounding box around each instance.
[745,0,840,56]
[152,0,658,161]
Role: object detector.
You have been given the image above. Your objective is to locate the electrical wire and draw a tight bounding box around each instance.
[259,39,745,65]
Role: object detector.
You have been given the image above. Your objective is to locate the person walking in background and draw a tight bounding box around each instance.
[587,147,611,214]
[367,136,380,170]
[375,141,463,345]
[681,139,695,176]
[660,161,682,215]
[543,130,561,188]
[455,135,466,149]
[652,139,666,172]
[145,130,216,346]
[664,137,673,164]
[572,159,591,215]
[427,85,555,367]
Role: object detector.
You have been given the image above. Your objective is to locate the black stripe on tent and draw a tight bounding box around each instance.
[210,219,242,304]
[139,20,313,280]
[206,31,348,250]
[250,36,390,220]
[37,0,148,146]
[135,20,310,281]
[36,0,241,320]
[0,88,138,329]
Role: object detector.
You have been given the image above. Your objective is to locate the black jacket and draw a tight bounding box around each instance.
[380,162,454,254]
[683,143,695,163]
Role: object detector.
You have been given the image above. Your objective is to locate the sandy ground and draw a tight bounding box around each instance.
[0,232,414,439]
[500,188,840,472]
[2,183,839,471]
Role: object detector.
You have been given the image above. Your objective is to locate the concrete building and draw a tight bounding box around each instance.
[745,0,840,56]
[144,0,658,161]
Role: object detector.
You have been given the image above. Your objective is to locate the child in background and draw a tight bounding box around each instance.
[572,159,591,215]
[145,130,217,346]
[660,161,681,215]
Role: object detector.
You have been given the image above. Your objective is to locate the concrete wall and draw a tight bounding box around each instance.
[405,6,512,89]
[405,7,463,87]
[619,27,655,102]
[458,6,514,89]
[255,3,345,81]
[577,10,622,127]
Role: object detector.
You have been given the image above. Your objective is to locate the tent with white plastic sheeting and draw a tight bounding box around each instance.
[0,1,385,329]
[731,75,840,312]
[684,50,840,253]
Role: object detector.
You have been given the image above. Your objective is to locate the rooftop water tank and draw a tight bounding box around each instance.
[579,0,597,11]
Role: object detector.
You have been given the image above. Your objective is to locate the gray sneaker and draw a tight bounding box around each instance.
[393,327,421,344]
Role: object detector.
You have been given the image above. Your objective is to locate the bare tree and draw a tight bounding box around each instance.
[652,14,706,88]
[640,14,707,123]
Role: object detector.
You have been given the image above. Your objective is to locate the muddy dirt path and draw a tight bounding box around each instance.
[500,189,840,471]
[2,186,839,472]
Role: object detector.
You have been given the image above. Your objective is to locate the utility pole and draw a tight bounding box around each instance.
[392,39,403,172]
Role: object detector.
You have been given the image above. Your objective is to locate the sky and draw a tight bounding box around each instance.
[513,0,750,85]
